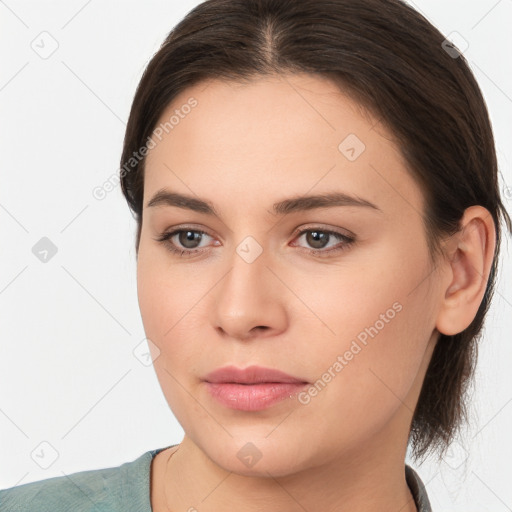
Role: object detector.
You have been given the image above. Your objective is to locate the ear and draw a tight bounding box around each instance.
[435,206,497,336]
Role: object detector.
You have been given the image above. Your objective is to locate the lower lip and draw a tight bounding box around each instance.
[205,382,308,411]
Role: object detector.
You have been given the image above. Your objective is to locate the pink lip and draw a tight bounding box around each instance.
[203,365,309,411]
[204,365,307,384]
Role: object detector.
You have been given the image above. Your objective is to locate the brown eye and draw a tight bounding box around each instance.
[154,228,215,257]
[305,230,330,249]
[292,228,356,257]
[177,230,204,249]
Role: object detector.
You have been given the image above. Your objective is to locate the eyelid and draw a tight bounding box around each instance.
[156,223,218,242]
[291,223,355,240]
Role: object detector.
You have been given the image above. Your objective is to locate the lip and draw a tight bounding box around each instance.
[203,365,309,411]
[204,365,307,384]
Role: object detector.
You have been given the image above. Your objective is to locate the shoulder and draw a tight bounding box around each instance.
[0,467,116,512]
[0,447,170,512]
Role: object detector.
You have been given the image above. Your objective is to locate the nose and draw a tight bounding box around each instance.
[211,243,288,342]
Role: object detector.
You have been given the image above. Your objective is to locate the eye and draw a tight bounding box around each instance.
[154,226,356,258]
[291,228,355,257]
[154,227,217,257]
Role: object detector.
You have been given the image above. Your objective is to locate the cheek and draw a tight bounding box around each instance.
[136,242,209,378]
[297,241,435,409]
[136,236,198,339]
[136,249,203,420]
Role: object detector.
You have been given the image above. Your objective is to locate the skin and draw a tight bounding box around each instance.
[135,73,496,512]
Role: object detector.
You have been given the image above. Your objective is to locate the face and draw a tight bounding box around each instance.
[137,73,442,476]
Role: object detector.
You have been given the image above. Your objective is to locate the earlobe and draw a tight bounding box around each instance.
[435,206,496,336]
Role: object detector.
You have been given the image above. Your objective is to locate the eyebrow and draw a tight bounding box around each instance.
[146,189,382,216]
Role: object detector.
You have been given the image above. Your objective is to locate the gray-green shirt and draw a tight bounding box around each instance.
[0,445,432,511]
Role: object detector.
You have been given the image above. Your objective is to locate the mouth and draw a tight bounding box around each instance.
[203,365,309,411]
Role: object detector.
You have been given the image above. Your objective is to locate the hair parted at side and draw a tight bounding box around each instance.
[119,0,512,460]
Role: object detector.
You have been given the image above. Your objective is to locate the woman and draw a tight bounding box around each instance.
[1,0,510,510]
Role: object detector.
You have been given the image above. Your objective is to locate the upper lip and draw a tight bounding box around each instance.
[204,365,308,384]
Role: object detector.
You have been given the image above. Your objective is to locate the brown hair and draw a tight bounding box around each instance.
[120,0,511,460]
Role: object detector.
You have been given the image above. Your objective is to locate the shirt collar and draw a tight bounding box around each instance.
[405,465,432,511]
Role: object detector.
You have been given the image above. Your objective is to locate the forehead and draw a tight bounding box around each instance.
[143,74,424,219]
[147,73,381,161]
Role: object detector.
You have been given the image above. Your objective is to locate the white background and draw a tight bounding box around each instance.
[1,1,511,510]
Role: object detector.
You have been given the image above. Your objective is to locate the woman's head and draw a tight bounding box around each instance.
[120,0,511,465]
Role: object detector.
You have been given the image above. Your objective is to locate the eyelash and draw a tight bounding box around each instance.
[154,226,356,259]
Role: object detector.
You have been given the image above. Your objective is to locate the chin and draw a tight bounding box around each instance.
[199,435,313,478]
